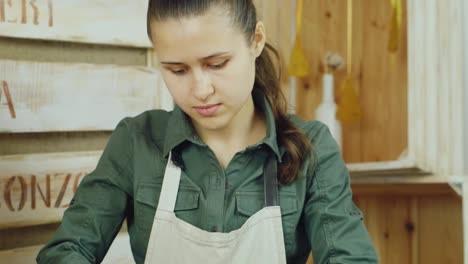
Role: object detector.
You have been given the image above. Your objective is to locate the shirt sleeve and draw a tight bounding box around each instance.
[36,118,134,264]
[303,123,379,264]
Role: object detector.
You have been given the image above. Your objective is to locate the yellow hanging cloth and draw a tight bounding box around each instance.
[387,0,402,53]
[336,76,361,121]
[337,0,361,121]
[288,0,310,77]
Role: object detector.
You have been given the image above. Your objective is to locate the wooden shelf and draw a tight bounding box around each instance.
[351,174,450,184]
[347,157,426,177]
[350,182,457,196]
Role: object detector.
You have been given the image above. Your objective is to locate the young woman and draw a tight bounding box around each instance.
[37,0,378,263]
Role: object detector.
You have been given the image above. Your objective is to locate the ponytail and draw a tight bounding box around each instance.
[254,43,313,184]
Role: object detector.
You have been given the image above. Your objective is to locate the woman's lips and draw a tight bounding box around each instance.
[194,104,221,117]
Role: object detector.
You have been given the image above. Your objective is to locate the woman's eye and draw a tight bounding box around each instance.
[171,68,188,75]
[208,60,228,69]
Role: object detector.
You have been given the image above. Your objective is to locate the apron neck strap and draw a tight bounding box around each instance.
[157,152,182,212]
[263,155,279,206]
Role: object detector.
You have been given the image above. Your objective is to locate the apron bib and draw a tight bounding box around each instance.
[144,153,287,264]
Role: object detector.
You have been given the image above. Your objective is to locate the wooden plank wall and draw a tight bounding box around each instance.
[0,0,151,47]
[255,0,408,164]
[254,1,463,264]
[0,151,101,229]
[0,60,161,132]
[295,0,408,164]
[352,185,463,264]
[0,36,146,249]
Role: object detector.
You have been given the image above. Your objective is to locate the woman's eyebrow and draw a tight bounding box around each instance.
[160,61,184,65]
[160,52,230,65]
[200,52,230,60]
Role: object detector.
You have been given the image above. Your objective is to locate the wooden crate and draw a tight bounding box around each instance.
[0,151,100,229]
[0,0,151,47]
[256,0,465,182]
[0,0,174,229]
[0,59,163,132]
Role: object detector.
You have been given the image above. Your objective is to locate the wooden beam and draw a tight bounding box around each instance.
[0,59,163,132]
[0,0,151,47]
[350,174,454,185]
[0,151,100,229]
[0,232,133,264]
[347,157,425,176]
[351,183,457,196]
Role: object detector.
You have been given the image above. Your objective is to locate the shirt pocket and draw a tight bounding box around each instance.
[173,187,200,223]
[135,182,201,235]
[235,191,298,241]
[135,182,161,238]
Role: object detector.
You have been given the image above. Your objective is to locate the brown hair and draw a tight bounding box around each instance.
[147,0,312,184]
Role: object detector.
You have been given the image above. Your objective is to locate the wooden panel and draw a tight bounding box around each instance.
[365,196,411,263]
[0,0,154,258]
[295,0,408,164]
[353,190,463,264]
[0,0,151,47]
[356,195,413,264]
[0,60,162,132]
[0,223,60,250]
[0,131,110,156]
[418,195,463,264]
[407,0,465,176]
[0,37,147,65]
[0,151,100,229]
[0,232,133,263]
[436,0,464,177]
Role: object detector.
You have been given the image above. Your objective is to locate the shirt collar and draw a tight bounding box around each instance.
[162,105,199,158]
[162,90,283,162]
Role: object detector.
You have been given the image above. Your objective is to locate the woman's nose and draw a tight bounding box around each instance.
[192,70,214,101]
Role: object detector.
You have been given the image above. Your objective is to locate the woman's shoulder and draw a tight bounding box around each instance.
[288,114,334,142]
[115,109,174,138]
[288,114,340,157]
[288,115,344,182]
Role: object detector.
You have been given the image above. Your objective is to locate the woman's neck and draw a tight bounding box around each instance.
[193,97,267,168]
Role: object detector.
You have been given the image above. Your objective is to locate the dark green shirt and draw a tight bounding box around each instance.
[37,93,378,264]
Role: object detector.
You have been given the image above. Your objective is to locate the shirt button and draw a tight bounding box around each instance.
[225,181,232,189]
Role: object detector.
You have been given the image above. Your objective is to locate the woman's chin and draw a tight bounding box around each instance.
[191,115,230,132]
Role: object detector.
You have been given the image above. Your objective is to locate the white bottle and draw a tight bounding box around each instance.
[315,73,343,151]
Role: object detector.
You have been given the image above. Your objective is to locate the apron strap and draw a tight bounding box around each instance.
[157,152,182,212]
[263,155,279,207]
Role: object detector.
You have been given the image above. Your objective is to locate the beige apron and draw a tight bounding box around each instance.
[144,153,287,264]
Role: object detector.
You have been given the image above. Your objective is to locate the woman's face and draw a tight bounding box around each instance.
[150,6,265,132]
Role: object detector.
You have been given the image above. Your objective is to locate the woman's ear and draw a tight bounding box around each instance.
[253,21,267,57]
